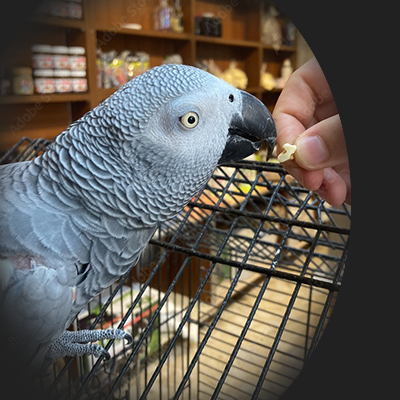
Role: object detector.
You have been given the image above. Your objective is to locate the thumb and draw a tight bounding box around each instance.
[294,115,347,171]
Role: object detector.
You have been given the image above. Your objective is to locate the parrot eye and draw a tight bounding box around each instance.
[180,112,199,129]
[229,94,235,102]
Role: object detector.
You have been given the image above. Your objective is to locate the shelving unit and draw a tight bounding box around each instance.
[0,0,299,152]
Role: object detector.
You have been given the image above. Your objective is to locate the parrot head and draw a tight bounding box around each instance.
[138,65,277,166]
[55,64,277,222]
[95,64,276,175]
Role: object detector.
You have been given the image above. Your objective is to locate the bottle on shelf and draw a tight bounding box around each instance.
[280,58,293,83]
[171,0,184,33]
[153,0,172,31]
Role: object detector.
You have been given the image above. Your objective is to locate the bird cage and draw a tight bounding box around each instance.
[1,138,350,400]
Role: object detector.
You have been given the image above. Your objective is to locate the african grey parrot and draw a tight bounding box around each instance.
[0,64,276,379]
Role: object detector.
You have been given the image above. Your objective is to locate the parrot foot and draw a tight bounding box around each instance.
[38,328,133,375]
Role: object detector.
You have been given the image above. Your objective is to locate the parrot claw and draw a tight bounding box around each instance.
[39,328,132,375]
[123,332,133,345]
[100,347,111,361]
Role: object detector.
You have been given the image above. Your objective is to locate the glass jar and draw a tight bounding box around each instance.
[69,46,86,71]
[66,0,83,19]
[33,69,55,94]
[70,70,87,92]
[52,46,70,69]
[49,1,69,18]
[31,44,54,69]
[53,69,72,93]
[11,67,34,95]
[0,68,11,96]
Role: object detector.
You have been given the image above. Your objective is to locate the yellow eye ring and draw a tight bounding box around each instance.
[180,112,199,129]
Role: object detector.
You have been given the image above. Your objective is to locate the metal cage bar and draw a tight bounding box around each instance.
[1,138,350,400]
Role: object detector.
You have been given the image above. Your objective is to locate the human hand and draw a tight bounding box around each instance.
[273,57,350,206]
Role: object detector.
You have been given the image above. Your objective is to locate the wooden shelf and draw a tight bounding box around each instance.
[195,35,260,49]
[0,82,282,108]
[0,0,300,150]
[96,27,266,49]
[264,87,284,94]
[96,87,118,103]
[97,26,193,41]
[97,87,117,98]
[263,44,296,53]
[247,86,283,95]
[246,86,265,95]
[28,14,85,30]
[0,93,91,105]
[95,85,283,105]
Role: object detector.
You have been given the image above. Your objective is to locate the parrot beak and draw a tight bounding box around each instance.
[218,91,277,165]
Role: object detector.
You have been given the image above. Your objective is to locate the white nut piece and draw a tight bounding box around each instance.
[277,143,297,163]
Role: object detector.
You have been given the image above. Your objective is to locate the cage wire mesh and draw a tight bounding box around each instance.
[1,138,350,400]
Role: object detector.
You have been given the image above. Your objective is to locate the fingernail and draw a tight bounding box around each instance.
[296,136,328,166]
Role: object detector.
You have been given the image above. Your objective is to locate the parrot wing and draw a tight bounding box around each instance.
[0,161,157,375]
[0,161,80,374]
[0,256,74,376]
[0,161,88,260]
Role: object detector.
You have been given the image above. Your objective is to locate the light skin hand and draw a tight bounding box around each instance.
[273,57,350,206]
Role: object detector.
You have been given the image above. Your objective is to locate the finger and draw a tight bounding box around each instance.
[302,169,324,192]
[273,113,305,155]
[283,162,324,193]
[315,168,347,206]
[314,99,338,123]
[273,57,335,148]
[336,163,351,205]
[294,115,347,170]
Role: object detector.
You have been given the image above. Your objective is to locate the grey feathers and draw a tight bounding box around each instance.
[0,64,249,374]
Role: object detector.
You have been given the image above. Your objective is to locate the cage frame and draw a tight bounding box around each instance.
[0,138,350,400]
